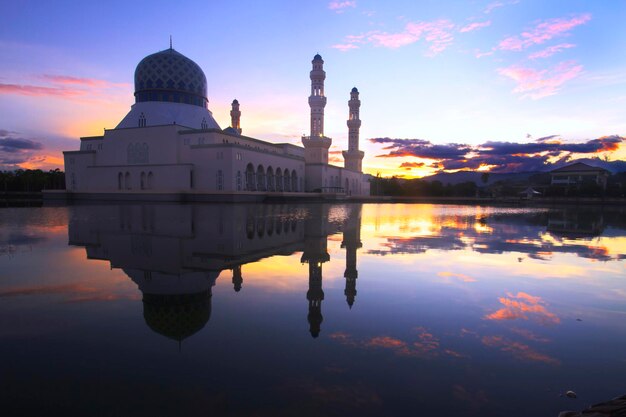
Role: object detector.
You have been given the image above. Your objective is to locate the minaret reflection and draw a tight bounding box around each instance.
[301,205,331,338]
[342,205,362,308]
[68,203,364,341]
[232,265,243,292]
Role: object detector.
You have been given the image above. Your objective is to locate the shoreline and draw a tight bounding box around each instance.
[0,190,620,206]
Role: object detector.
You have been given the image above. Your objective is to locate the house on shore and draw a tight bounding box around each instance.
[549,162,610,191]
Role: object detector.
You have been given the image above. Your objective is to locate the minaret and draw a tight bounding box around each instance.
[302,54,332,165]
[342,205,362,308]
[230,99,242,134]
[342,87,364,172]
[342,87,363,172]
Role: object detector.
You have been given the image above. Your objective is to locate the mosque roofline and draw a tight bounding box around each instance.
[63,150,96,155]
[106,123,194,132]
[180,127,304,149]
[80,135,104,141]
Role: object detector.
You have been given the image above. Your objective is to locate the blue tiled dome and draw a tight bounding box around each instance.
[134,48,208,108]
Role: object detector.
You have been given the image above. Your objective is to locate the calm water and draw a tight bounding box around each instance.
[1,203,625,416]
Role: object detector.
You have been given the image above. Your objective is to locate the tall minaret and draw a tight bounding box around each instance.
[302,54,332,166]
[342,87,364,172]
[230,99,242,134]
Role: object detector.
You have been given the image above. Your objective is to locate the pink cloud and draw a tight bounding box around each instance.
[460,20,491,33]
[335,20,455,55]
[484,1,504,14]
[497,60,583,99]
[0,83,87,98]
[331,43,360,52]
[475,50,495,58]
[484,0,519,14]
[498,14,591,51]
[42,75,109,87]
[528,43,576,59]
[0,74,128,99]
[328,1,356,12]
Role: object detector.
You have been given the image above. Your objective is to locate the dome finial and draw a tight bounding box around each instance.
[169,35,172,50]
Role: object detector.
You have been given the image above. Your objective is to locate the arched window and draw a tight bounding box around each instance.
[138,112,146,127]
[148,172,154,189]
[140,172,146,190]
[267,167,274,191]
[291,171,298,192]
[217,170,223,190]
[256,165,265,191]
[275,168,282,192]
[283,169,291,192]
[236,171,242,191]
[141,143,149,164]
[124,172,131,190]
[118,172,123,190]
[246,163,255,191]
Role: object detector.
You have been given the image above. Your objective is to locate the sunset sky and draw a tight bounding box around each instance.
[1,0,625,176]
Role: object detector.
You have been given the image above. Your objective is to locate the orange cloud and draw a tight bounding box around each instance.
[482,335,559,365]
[366,336,407,349]
[331,327,451,359]
[485,292,560,325]
[438,271,477,283]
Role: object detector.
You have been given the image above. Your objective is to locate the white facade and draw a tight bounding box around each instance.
[63,48,369,197]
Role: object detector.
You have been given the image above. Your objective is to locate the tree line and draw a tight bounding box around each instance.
[0,169,65,192]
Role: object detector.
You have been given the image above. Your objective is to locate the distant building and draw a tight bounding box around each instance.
[63,48,369,199]
[550,162,610,190]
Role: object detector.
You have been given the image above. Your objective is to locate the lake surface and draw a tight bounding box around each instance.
[1,203,625,416]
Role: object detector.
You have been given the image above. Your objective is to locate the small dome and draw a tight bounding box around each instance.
[351,87,358,93]
[134,48,208,108]
[223,126,240,135]
[313,53,323,61]
[232,99,239,105]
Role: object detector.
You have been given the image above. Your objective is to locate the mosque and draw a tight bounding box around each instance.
[62,46,370,200]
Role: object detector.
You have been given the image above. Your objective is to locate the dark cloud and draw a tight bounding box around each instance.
[399,162,425,170]
[369,135,625,173]
[0,138,44,153]
[535,135,560,142]
[0,129,19,137]
[0,130,46,169]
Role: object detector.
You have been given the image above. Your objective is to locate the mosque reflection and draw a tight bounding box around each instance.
[68,203,362,341]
